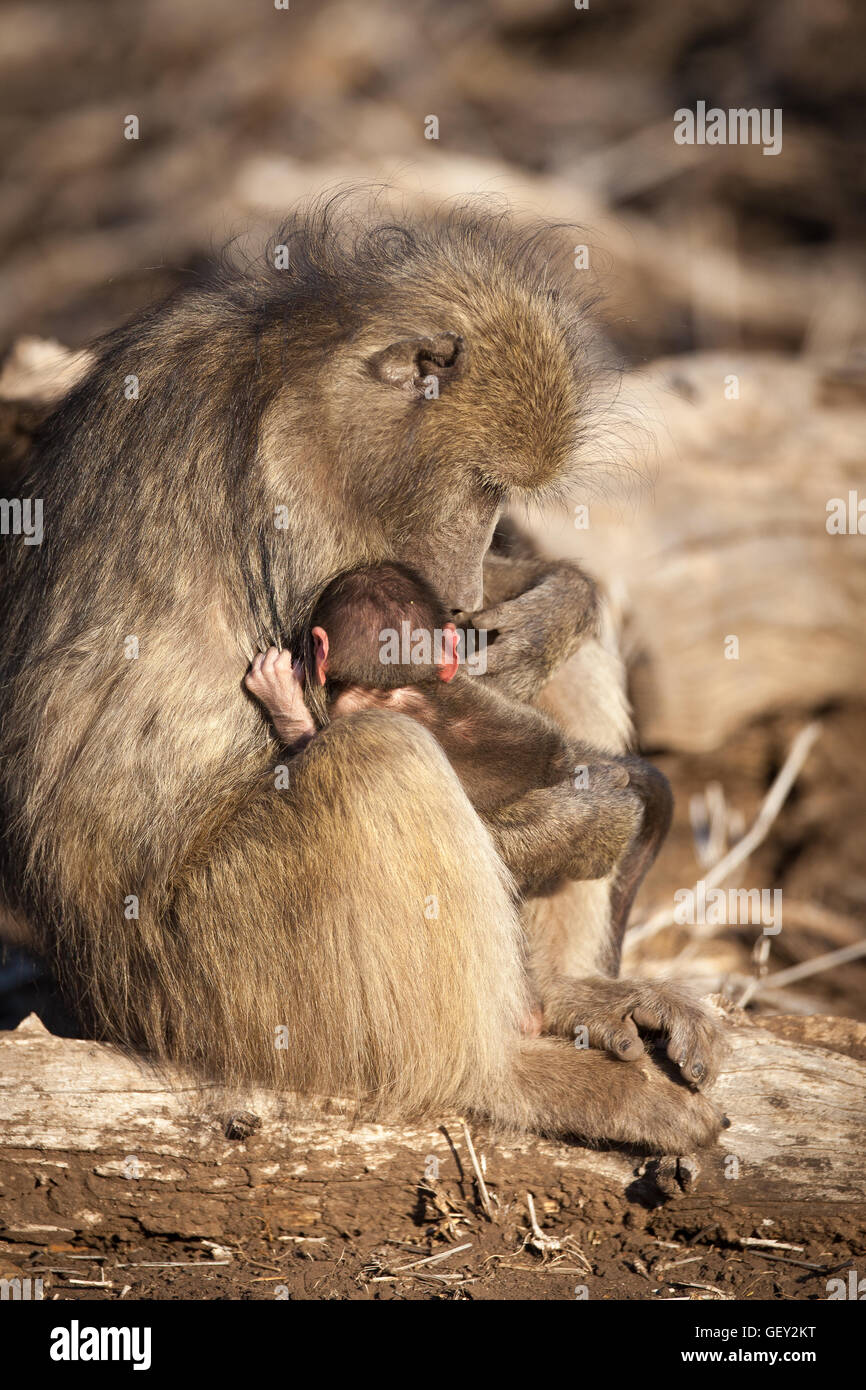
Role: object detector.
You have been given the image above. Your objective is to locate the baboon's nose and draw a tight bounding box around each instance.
[450,583,483,613]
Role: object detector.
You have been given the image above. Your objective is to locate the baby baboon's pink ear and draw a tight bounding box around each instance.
[311,626,329,685]
[367,332,464,395]
[437,622,460,683]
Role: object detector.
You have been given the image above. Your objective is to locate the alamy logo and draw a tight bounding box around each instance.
[826,491,866,534]
[674,880,782,935]
[50,1320,152,1370]
[378,622,487,675]
[826,1269,866,1299]
[1,1276,44,1300]
[674,102,782,156]
[0,497,43,545]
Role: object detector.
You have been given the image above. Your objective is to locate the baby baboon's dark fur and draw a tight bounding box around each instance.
[307,560,450,693]
[0,197,723,1150]
[300,561,666,892]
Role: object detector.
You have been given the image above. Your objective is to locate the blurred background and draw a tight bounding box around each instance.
[1,0,864,1021]
[0,0,864,357]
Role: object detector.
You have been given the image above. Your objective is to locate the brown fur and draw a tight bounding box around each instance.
[0,198,723,1149]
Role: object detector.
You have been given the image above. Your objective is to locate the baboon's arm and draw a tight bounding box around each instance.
[481,772,641,898]
[469,551,600,702]
[482,745,672,948]
[479,525,673,946]
[467,516,601,702]
[606,754,673,959]
[245,647,316,750]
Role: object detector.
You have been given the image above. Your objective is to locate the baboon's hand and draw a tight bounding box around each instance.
[549,977,726,1087]
[245,646,304,714]
[467,560,600,701]
[245,648,314,745]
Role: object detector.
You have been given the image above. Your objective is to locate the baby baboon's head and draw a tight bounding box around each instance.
[304,562,458,718]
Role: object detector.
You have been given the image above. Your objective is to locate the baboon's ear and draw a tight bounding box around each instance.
[311,627,329,685]
[367,331,464,394]
[437,622,460,683]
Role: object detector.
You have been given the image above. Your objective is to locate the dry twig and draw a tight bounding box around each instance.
[627,721,822,951]
[460,1119,494,1221]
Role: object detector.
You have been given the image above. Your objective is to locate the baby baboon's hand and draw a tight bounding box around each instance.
[245,646,305,716]
[245,648,314,746]
[550,976,726,1087]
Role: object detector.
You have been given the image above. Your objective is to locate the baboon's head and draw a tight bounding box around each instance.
[258,203,603,612]
[306,561,457,694]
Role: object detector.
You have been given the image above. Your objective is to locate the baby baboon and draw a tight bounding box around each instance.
[245,560,665,901]
[0,198,724,1151]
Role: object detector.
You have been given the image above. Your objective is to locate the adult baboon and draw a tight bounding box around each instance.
[0,201,723,1150]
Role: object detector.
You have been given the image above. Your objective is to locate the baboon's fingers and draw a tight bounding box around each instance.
[594,1012,644,1061]
[665,1038,709,1087]
[470,602,505,629]
[630,999,670,1032]
[661,1020,721,1087]
[545,977,726,1088]
[630,991,723,1087]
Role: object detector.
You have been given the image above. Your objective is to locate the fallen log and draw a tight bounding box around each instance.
[1,1007,864,1248]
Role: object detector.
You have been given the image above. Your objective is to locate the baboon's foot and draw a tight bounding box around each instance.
[543,975,727,1086]
[601,1055,726,1152]
[510,1036,727,1153]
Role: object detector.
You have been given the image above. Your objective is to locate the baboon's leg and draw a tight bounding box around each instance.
[483,528,726,1079]
[525,617,726,1075]
[168,707,721,1148]
[168,708,529,1113]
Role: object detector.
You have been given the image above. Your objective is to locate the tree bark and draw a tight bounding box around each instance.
[2,1008,864,1246]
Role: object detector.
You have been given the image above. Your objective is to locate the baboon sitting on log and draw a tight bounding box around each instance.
[0,201,724,1151]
